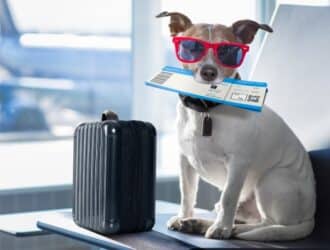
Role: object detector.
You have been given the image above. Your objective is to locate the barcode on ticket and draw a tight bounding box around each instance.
[150,71,173,84]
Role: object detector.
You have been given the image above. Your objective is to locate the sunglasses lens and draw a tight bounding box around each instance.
[217,45,243,67]
[178,40,205,61]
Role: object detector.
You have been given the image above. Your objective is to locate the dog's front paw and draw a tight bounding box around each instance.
[167,216,183,231]
[179,218,212,234]
[167,216,213,235]
[205,223,232,239]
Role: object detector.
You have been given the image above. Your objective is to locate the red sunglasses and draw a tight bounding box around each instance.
[172,36,249,68]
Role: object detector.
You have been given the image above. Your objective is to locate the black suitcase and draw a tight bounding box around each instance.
[73,110,156,234]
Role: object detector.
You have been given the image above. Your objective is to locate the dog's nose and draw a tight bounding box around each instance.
[200,65,218,82]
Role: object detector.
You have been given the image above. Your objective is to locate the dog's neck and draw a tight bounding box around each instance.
[179,72,241,113]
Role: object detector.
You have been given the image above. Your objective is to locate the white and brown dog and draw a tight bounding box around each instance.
[156,11,316,241]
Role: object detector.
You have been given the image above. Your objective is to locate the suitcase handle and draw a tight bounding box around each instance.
[101,110,119,121]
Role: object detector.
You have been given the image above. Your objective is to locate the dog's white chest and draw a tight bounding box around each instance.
[177,105,228,187]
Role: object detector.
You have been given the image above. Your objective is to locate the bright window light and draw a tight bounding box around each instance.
[20,34,131,50]
[8,0,131,34]
[277,0,329,6]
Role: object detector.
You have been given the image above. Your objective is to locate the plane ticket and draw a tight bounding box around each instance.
[145,66,268,112]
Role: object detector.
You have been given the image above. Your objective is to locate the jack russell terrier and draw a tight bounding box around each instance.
[156,11,316,241]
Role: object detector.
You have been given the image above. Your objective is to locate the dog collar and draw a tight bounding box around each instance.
[179,94,218,113]
[179,72,241,136]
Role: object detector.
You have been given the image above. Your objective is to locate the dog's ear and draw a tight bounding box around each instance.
[156,11,192,36]
[231,20,273,44]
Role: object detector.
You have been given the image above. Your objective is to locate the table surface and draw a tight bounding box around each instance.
[35,201,290,250]
[1,200,329,249]
[0,208,70,237]
[0,201,188,237]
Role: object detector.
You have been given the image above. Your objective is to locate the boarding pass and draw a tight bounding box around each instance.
[145,66,268,112]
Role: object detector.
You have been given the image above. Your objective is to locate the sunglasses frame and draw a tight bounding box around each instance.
[172,36,249,68]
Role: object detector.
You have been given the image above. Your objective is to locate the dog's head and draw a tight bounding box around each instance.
[156,11,273,84]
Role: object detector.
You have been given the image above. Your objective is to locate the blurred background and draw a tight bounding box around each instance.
[0,0,329,249]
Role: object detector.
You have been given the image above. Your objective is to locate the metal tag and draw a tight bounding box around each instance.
[202,113,212,136]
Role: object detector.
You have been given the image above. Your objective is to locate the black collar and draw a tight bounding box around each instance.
[179,95,218,112]
[180,73,241,113]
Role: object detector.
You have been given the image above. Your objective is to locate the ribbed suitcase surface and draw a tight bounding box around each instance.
[73,113,156,234]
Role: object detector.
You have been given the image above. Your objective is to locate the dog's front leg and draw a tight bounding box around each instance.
[167,154,199,231]
[205,159,248,239]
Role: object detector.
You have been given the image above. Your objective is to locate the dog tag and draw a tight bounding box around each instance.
[202,114,212,136]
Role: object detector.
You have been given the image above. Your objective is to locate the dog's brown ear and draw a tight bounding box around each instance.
[231,20,273,44]
[156,11,192,36]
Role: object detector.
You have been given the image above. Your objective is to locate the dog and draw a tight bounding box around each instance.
[156,11,316,241]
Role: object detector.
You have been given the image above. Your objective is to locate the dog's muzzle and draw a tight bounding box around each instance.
[200,64,218,82]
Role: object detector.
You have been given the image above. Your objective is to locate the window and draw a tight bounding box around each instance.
[1,0,132,137]
[0,0,132,189]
